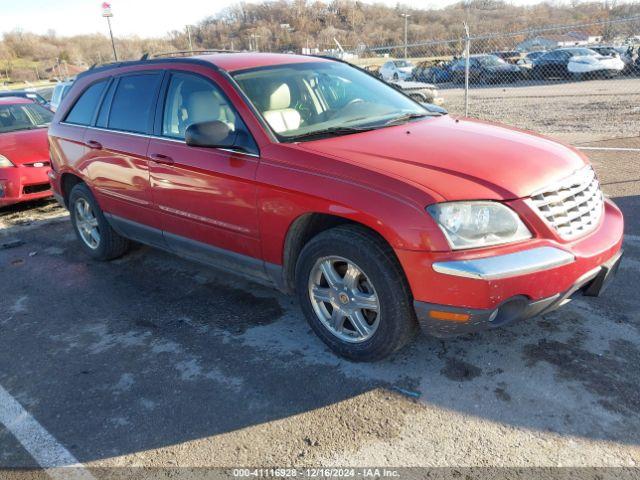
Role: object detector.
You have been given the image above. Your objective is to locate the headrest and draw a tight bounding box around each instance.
[267,83,291,110]
[185,90,221,124]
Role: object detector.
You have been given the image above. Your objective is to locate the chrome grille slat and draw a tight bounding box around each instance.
[530,166,604,240]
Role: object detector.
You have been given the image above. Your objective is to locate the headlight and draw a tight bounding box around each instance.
[0,154,15,167]
[427,201,532,250]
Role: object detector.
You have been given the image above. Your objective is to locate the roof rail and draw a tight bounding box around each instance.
[140,49,240,60]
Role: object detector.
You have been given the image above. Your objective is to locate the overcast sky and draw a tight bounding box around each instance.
[3,0,595,37]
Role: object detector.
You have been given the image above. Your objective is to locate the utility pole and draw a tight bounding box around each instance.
[186,25,193,51]
[400,13,411,59]
[250,33,261,51]
[102,2,118,61]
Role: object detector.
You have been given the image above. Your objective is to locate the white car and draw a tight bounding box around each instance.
[568,49,625,79]
[379,60,415,81]
[49,80,74,112]
[388,80,444,105]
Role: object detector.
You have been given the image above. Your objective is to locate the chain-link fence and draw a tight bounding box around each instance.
[349,15,640,147]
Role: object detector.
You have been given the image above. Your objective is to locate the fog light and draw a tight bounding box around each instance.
[429,310,470,322]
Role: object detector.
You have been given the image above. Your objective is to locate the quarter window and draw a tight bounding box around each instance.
[65,80,108,126]
[162,72,239,139]
[108,73,161,134]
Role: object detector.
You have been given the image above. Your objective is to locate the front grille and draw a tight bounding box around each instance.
[529,166,604,240]
[23,183,51,195]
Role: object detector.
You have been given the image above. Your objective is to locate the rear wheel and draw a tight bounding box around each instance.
[295,225,418,361]
[69,183,130,261]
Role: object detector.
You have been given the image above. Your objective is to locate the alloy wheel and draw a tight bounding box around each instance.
[74,198,100,250]
[308,256,380,343]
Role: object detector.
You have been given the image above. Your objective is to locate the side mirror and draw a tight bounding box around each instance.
[185,121,236,148]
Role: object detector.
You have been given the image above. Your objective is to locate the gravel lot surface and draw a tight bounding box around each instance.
[0,143,638,478]
[442,77,640,144]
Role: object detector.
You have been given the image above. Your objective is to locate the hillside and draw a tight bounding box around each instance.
[1,0,639,82]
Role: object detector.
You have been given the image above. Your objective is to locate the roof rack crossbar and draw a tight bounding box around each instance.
[140,49,240,60]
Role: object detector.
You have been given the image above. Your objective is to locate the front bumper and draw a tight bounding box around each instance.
[415,249,623,337]
[0,165,52,208]
[397,198,624,336]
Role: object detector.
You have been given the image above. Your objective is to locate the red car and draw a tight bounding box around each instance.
[0,97,54,207]
[48,53,623,361]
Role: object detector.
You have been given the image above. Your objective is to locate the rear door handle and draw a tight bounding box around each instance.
[149,153,174,165]
[85,140,102,150]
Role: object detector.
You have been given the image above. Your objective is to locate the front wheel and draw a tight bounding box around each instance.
[295,225,418,361]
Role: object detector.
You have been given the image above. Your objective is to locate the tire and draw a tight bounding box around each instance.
[393,72,399,80]
[69,183,130,261]
[295,224,418,361]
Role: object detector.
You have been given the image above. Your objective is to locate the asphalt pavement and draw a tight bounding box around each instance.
[0,148,638,477]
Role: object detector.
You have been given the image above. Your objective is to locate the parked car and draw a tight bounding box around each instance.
[0,90,50,109]
[48,53,623,361]
[379,59,415,80]
[49,80,74,112]
[491,50,525,64]
[532,48,625,80]
[37,86,55,102]
[589,45,634,74]
[389,79,444,105]
[451,54,522,84]
[516,51,547,77]
[0,97,53,207]
[412,60,454,83]
[363,64,383,79]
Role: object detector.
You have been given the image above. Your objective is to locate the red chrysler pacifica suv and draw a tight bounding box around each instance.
[48,53,623,361]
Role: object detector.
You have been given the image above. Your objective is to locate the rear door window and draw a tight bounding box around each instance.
[108,73,162,134]
[65,80,108,126]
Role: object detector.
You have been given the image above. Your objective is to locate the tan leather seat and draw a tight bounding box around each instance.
[262,83,301,133]
[182,90,235,135]
[185,90,222,125]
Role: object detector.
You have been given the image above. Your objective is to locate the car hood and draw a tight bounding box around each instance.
[391,80,437,90]
[570,54,620,64]
[0,128,49,166]
[487,63,520,72]
[298,115,587,201]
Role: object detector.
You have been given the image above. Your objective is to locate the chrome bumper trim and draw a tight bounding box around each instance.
[432,246,575,280]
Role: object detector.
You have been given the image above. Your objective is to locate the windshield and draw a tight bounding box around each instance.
[393,60,413,68]
[0,103,54,133]
[478,55,507,66]
[51,84,72,105]
[233,61,429,140]
[568,48,598,56]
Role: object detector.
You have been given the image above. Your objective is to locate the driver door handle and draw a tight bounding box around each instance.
[149,153,174,165]
[85,140,102,150]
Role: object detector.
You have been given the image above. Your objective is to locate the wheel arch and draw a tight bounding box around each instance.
[60,172,85,208]
[278,212,406,294]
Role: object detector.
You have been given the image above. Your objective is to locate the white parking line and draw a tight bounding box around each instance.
[577,146,640,152]
[0,384,95,480]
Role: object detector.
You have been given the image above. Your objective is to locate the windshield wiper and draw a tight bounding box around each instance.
[285,125,379,142]
[384,112,430,126]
